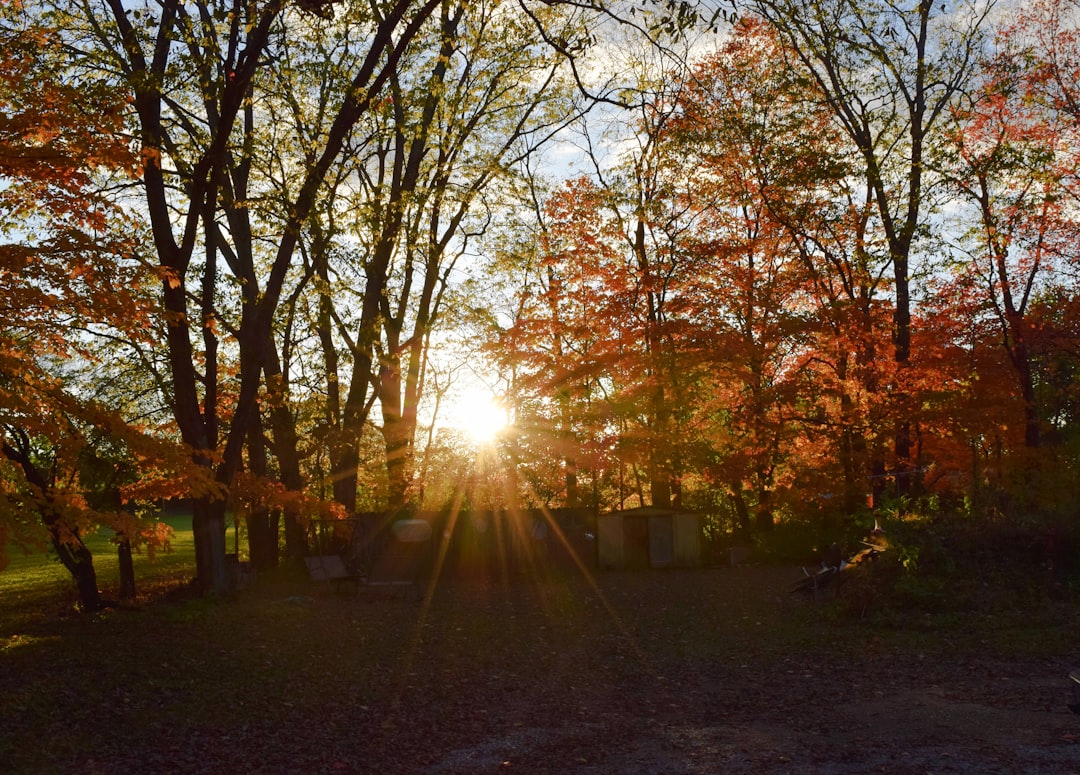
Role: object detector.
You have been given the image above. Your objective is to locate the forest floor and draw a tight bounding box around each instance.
[2,563,1079,774]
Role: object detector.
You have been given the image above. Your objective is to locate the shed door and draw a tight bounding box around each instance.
[624,516,650,569]
[648,516,675,567]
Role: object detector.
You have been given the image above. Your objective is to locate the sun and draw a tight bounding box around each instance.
[445,391,508,445]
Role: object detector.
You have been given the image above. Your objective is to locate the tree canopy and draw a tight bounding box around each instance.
[3,0,1080,603]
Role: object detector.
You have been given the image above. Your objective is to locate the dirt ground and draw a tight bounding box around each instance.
[4,565,1079,774]
[413,646,1079,775]
[371,567,1080,775]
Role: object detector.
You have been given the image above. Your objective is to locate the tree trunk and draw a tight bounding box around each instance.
[894,421,913,497]
[3,437,103,610]
[245,415,280,571]
[117,537,135,601]
[246,505,279,572]
[192,497,228,595]
[645,362,674,509]
[730,487,752,539]
[52,528,102,611]
[887,215,914,501]
[334,256,389,516]
[379,353,414,513]
[754,488,774,532]
[263,350,309,562]
[650,451,672,509]
[558,387,579,508]
[835,352,866,518]
[1000,285,1040,449]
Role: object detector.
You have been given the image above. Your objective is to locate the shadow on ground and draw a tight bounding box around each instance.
[2,566,1077,773]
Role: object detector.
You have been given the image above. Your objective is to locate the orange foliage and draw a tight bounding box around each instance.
[229,471,347,524]
[0,4,191,567]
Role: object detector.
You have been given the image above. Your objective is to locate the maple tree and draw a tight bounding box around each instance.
[941,57,1058,452]
[490,71,725,516]
[490,175,622,509]
[1006,0,1080,464]
[662,17,836,531]
[486,30,804,527]
[745,0,993,497]
[929,0,1080,506]
[607,85,699,511]
[0,1,203,608]
[707,18,897,519]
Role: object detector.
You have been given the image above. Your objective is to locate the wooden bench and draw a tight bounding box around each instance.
[304,554,360,593]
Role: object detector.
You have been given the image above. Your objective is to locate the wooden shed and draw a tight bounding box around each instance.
[596,507,702,570]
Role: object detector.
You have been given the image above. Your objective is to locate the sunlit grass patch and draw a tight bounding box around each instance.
[0,513,197,634]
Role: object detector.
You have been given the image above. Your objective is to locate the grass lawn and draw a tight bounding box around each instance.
[2,535,1078,774]
[0,514,197,633]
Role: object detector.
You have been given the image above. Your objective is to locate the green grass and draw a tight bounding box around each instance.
[0,514,197,635]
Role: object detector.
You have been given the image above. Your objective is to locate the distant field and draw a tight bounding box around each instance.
[0,514,198,631]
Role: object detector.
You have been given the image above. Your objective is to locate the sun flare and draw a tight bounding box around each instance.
[445,391,508,445]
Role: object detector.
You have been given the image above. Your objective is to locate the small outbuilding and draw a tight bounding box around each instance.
[596,506,702,570]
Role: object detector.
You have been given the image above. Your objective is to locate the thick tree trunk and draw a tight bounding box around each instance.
[650,451,672,509]
[263,355,308,562]
[837,428,859,519]
[646,368,674,510]
[245,416,280,571]
[246,505,279,572]
[331,436,361,516]
[334,259,388,516]
[3,437,103,610]
[1002,298,1040,449]
[192,498,228,595]
[379,355,414,513]
[52,531,102,611]
[754,489,774,532]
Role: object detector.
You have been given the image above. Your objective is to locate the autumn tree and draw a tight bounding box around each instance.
[313,0,588,516]
[659,18,821,531]
[941,55,1061,451]
[672,16,914,522]
[489,175,623,509]
[1016,2,1080,471]
[0,1,189,608]
[54,0,456,591]
[570,41,708,510]
[744,0,993,495]
[930,0,1080,507]
[492,97,706,514]
[0,2,122,609]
